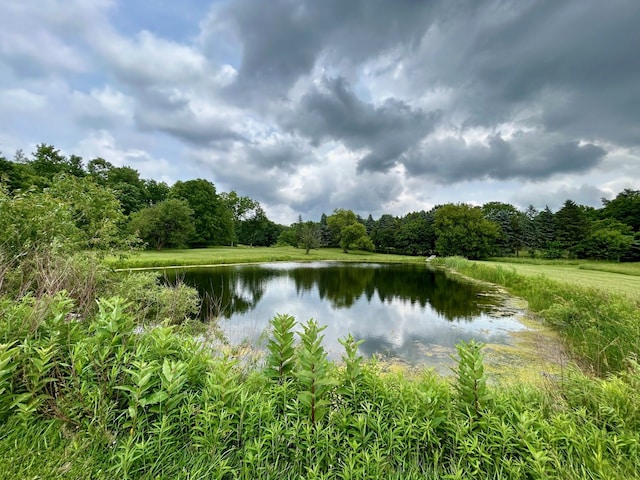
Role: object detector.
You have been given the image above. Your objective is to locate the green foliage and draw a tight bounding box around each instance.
[394,210,436,255]
[602,188,640,232]
[452,340,490,422]
[29,143,82,182]
[326,208,358,246]
[338,334,365,405]
[128,198,195,250]
[574,220,634,260]
[0,184,81,257]
[555,199,591,251]
[48,174,134,250]
[300,221,321,253]
[370,214,397,250]
[1,293,640,478]
[111,272,200,325]
[434,203,501,259]
[295,319,337,425]
[321,209,376,253]
[170,178,233,246]
[265,314,297,383]
[339,222,374,253]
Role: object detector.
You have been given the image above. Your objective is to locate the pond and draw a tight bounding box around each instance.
[162,262,529,371]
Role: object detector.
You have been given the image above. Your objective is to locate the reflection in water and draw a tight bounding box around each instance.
[162,262,527,367]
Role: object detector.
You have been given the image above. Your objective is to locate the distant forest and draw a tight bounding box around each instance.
[1,143,639,261]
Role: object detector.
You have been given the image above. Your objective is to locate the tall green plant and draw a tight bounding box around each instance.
[265,314,297,383]
[295,319,336,425]
[338,334,364,405]
[453,340,490,422]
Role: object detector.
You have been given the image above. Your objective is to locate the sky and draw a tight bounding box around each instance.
[1,0,639,224]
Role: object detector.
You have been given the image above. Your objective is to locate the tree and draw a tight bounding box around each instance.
[277,226,299,247]
[221,191,259,246]
[318,213,332,247]
[170,179,233,246]
[0,184,80,258]
[533,206,556,252]
[128,199,195,250]
[326,209,357,247]
[575,228,633,261]
[555,199,590,252]
[602,189,640,232]
[522,205,539,254]
[0,154,38,191]
[339,223,374,253]
[0,175,130,256]
[327,209,374,253]
[482,202,525,256]
[48,175,131,250]
[371,214,397,252]
[143,179,170,205]
[434,204,500,259]
[29,144,79,181]
[87,157,114,185]
[299,221,321,254]
[236,205,275,246]
[395,211,435,255]
[574,219,633,261]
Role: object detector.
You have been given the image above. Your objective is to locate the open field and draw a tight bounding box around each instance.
[108,246,426,269]
[483,259,640,301]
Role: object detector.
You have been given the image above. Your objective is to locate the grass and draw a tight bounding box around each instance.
[432,256,640,375]
[108,246,426,270]
[484,258,640,301]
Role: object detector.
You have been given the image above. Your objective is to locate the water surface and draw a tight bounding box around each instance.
[163,262,527,369]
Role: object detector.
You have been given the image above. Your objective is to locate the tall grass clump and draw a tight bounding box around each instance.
[432,256,640,375]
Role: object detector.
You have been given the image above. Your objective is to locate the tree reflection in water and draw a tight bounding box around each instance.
[162,262,525,367]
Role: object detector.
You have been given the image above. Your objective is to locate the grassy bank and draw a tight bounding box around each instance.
[484,258,640,300]
[432,257,640,375]
[108,246,426,270]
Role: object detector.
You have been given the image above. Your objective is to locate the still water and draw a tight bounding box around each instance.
[163,262,527,368]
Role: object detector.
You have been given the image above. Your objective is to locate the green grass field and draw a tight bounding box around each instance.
[483,259,640,300]
[108,246,426,269]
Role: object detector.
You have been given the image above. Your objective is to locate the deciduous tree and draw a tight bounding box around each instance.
[434,203,500,259]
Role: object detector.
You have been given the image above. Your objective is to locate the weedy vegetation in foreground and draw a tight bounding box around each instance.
[1,288,640,479]
[1,250,639,479]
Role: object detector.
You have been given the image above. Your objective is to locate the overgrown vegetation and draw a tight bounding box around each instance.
[1,294,640,478]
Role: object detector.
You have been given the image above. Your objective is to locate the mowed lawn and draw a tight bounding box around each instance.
[109,246,426,269]
[481,260,640,301]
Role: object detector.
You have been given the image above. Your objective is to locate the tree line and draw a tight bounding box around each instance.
[1,143,639,261]
[1,144,281,250]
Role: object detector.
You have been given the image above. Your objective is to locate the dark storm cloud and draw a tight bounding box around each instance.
[407,0,640,145]
[287,76,441,173]
[404,136,606,184]
[212,0,442,100]
[403,135,515,182]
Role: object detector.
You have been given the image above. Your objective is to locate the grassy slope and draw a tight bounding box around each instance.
[108,246,426,269]
[483,259,640,300]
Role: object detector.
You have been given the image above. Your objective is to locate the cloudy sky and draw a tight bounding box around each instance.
[1,0,639,224]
